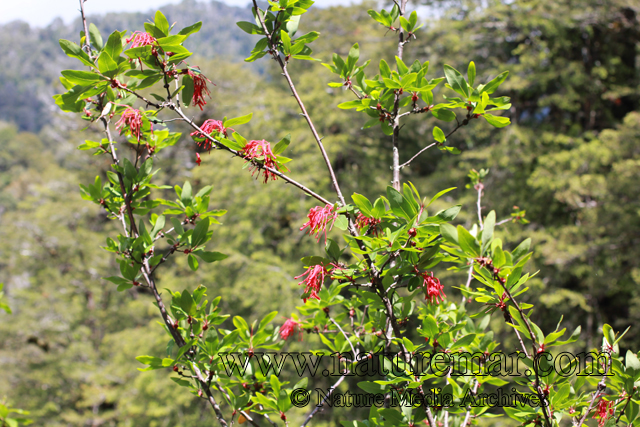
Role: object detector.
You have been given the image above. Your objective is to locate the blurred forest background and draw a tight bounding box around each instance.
[0,0,638,425]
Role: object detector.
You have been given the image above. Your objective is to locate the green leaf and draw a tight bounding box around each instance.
[273,134,291,154]
[181,181,192,204]
[191,217,210,247]
[154,11,170,36]
[194,251,228,263]
[626,350,640,371]
[512,238,531,262]
[61,70,102,85]
[457,225,481,256]
[104,31,123,59]
[188,253,199,271]
[59,39,95,67]
[180,290,195,315]
[603,324,615,346]
[379,59,391,78]
[482,210,496,253]
[347,43,360,73]
[395,56,408,75]
[428,187,456,206]
[423,315,438,336]
[136,355,163,366]
[450,333,476,351]
[386,186,417,220]
[439,223,458,244]
[97,51,118,78]
[351,193,373,217]
[444,64,469,98]
[178,22,203,36]
[433,126,445,143]
[467,61,476,87]
[280,30,291,54]
[431,109,456,122]
[482,71,509,95]
[483,113,511,128]
[224,113,253,128]
[88,23,103,50]
[434,205,461,222]
[182,74,194,107]
[236,21,264,35]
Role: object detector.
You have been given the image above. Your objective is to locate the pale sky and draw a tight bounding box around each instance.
[0,0,354,27]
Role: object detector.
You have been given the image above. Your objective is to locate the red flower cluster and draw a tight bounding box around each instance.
[190,119,228,150]
[593,399,614,427]
[420,271,446,304]
[186,69,212,110]
[125,31,156,48]
[115,107,144,141]
[295,264,329,302]
[280,318,302,340]
[243,139,279,183]
[300,204,338,243]
[356,212,381,236]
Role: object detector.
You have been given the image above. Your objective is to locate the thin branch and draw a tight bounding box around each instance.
[301,372,349,427]
[251,0,347,206]
[495,217,512,226]
[476,183,484,230]
[214,382,263,427]
[170,106,332,206]
[329,317,357,358]
[78,0,92,57]
[391,0,409,191]
[462,377,480,427]
[575,352,612,427]
[399,143,436,169]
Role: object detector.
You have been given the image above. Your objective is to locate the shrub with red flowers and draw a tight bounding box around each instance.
[55,4,640,427]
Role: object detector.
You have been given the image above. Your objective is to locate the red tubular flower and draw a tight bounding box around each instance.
[593,399,614,427]
[280,318,302,340]
[115,107,144,141]
[243,139,279,183]
[421,271,446,304]
[195,153,202,166]
[125,31,156,48]
[295,264,329,302]
[355,212,381,236]
[186,69,213,110]
[300,204,338,243]
[190,119,228,150]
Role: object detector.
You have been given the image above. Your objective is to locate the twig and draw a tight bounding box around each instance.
[399,143,436,169]
[575,352,612,427]
[170,106,332,206]
[391,0,408,191]
[462,377,480,427]
[476,183,484,230]
[251,0,347,207]
[329,317,357,358]
[78,0,92,58]
[495,217,512,226]
[301,373,349,427]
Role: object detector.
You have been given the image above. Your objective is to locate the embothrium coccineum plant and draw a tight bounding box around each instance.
[54,3,640,427]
